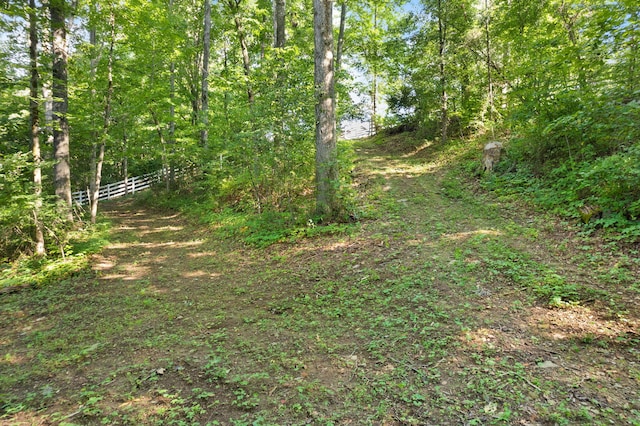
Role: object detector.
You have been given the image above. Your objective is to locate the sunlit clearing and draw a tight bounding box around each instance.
[140,226,184,236]
[366,160,441,178]
[442,229,502,240]
[160,213,182,220]
[94,257,116,271]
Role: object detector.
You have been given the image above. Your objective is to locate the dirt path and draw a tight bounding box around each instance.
[2,136,640,425]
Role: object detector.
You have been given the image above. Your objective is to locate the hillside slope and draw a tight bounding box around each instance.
[1,134,639,425]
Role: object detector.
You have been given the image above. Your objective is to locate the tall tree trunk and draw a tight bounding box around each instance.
[50,0,73,221]
[484,0,494,125]
[437,0,448,144]
[122,131,128,195]
[29,0,45,255]
[88,8,100,222]
[169,61,176,187]
[223,38,231,125]
[201,0,211,148]
[335,1,346,74]
[236,17,253,103]
[273,0,286,147]
[371,72,377,135]
[90,10,115,224]
[371,5,378,134]
[628,9,638,94]
[273,0,286,48]
[189,26,202,127]
[168,0,176,187]
[313,0,338,218]
[150,110,168,174]
[190,85,200,125]
[228,0,254,104]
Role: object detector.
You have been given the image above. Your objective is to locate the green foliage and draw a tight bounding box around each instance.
[0,152,35,259]
[578,144,640,223]
[440,175,466,200]
[195,205,356,248]
[471,0,640,239]
[0,152,73,261]
[483,137,640,240]
[203,42,317,214]
[0,221,110,290]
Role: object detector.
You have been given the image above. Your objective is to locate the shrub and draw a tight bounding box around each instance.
[0,153,71,261]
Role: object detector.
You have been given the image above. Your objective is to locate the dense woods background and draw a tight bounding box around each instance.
[1,0,639,262]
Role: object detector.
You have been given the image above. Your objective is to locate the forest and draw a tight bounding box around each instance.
[1,0,640,424]
[1,0,639,261]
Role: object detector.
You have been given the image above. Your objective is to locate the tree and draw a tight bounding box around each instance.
[50,0,72,221]
[201,0,211,147]
[483,0,495,125]
[89,8,115,224]
[29,0,45,255]
[273,0,285,48]
[225,0,254,104]
[345,0,408,132]
[335,1,346,74]
[313,0,338,218]
[436,0,448,142]
[392,0,474,137]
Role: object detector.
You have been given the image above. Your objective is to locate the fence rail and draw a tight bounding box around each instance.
[72,168,184,206]
[341,120,374,140]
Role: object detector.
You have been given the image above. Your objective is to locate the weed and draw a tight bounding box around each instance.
[231,388,260,410]
[441,175,466,200]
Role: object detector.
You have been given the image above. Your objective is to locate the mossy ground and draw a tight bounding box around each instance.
[2,133,639,425]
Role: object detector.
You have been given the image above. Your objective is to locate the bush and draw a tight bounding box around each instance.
[578,144,640,223]
[507,88,640,174]
[0,152,71,261]
[482,139,640,240]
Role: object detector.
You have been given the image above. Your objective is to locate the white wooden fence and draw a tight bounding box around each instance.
[72,168,183,206]
[341,120,375,140]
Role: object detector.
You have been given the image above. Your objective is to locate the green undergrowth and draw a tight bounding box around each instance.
[135,140,361,248]
[423,127,640,242]
[0,221,111,290]
[197,208,358,247]
[480,139,640,241]
[137,188,359,248]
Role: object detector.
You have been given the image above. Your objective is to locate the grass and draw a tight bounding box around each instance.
[1,133,640,425]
